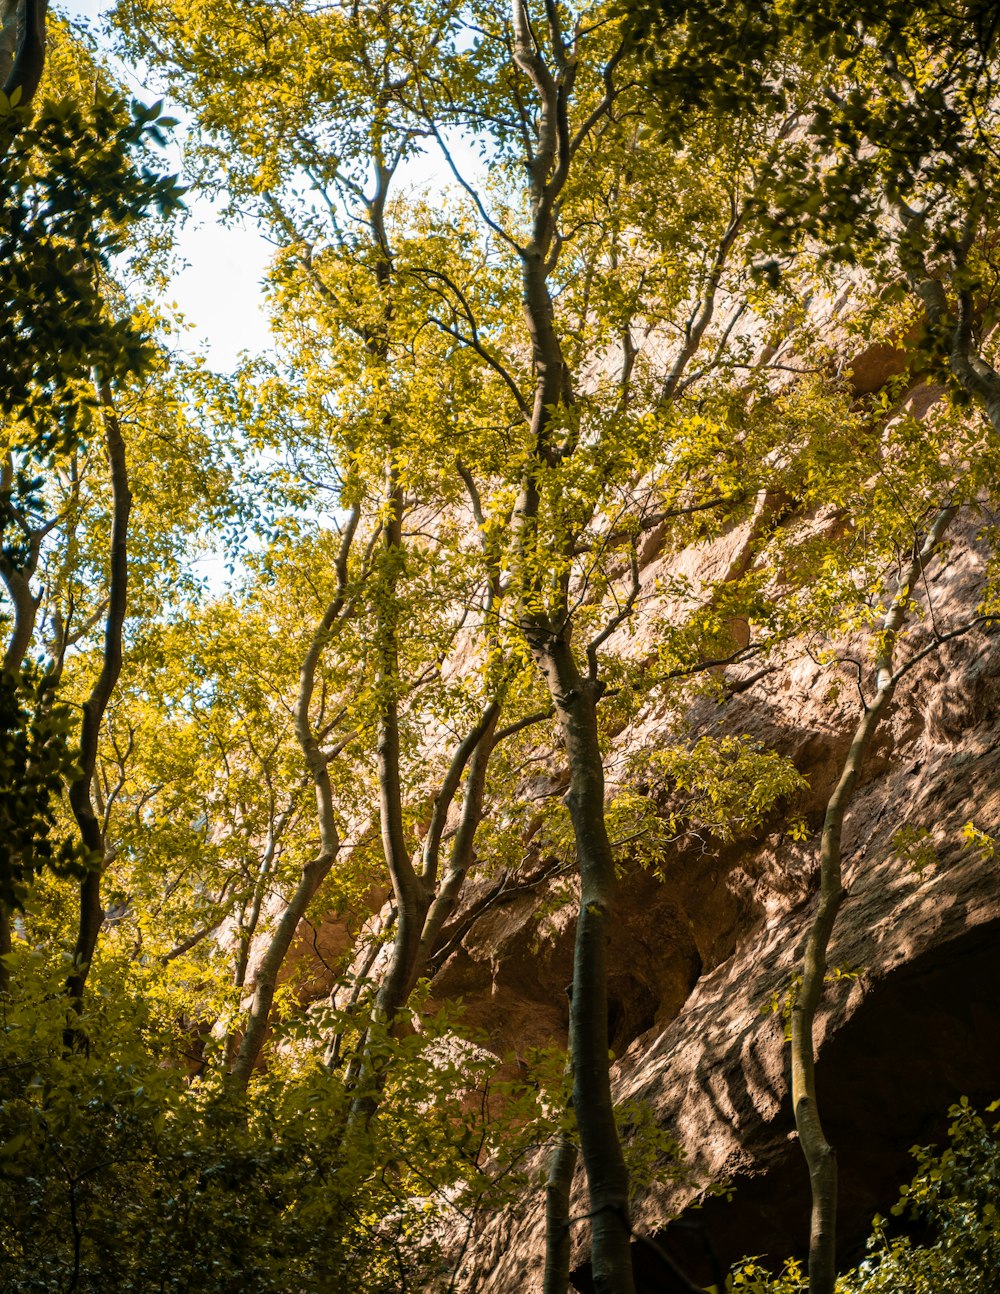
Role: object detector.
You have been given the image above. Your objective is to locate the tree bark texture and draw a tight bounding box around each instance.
[536,635,634,1294]
[64,384,132,1033]
[790,504,957,1294]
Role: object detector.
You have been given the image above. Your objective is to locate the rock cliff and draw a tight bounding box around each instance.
[283,349,1000,1291]
[424,510,1000,1289]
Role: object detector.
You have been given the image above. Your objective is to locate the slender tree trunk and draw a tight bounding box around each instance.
[514,121,637,1294]
[409,703,499,991]
[544,1131,579,1294]
[0,453,42,996]
[323,913,389,1072]
[511,49,636,1281]
[791,505,957,1294]
[535,635,634,1294]
[347,469,430,1122]
[794,196,997,1294]
[343,700,500,1117]
[222,804,294,1078]
[544,1006,578,1294]
[226,852,332,1089]
[226,511,360,1090]
[0,0,47,106]
[1,566,40,677]
[64,383,132,1034]
[0,905,10,995]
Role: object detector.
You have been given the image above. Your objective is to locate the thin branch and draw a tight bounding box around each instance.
[586,550,640,680]
[421,700,500,891]
[493,705,555,744]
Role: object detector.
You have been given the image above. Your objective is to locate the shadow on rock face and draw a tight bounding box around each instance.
[570,917,1000,1293]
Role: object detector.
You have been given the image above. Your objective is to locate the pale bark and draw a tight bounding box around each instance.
[340,149,512,1120]
[0,562,39,676]
[324,913,388,1072]
[791,504,957,1294]
[223,796,298,1080]
[900,198,1000,438]
[408,702,500,992]
[344,472,432,1118]
[0,453,49,676]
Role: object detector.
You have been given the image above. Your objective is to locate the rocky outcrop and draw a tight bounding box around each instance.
[425,506,1000,1291]
[272,313,1000,1288]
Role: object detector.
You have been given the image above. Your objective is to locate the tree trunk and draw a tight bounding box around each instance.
[226,852,333,1089]
[544,1130,579,1294]
[544,1006,578,1294]
[0,905,10,995]
[0,452,43,997]
[536,634,634,1294]
[347,470,431,1123]
[791,504,957,1294]
[64,384,132,1036]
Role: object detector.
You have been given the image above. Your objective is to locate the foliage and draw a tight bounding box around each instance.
[852,1098,1000,1293]
[0,1,997,1288]
[762,966,860,1042]
[0,667,93,911]
[891,823,939,875]
[728,1099,1000,1293]
[645,735,808,846]
[0,75,180,460]
[0,955,554,1292]
[631,0,1000,257]
[960,821,997,861]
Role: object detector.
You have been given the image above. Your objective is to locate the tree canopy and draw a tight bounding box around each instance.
[1,3,1000,1292]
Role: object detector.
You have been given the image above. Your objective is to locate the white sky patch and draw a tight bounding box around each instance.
[164,203,275,369]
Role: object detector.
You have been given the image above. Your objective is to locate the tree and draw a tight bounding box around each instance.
[0,15,180,1009]
[630,4,1000,1289]
[1,4,996,1290]
[108,0,536,1107]
[110,6,990,1291]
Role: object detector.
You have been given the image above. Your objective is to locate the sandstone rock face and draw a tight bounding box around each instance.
[425,507,1000,1292]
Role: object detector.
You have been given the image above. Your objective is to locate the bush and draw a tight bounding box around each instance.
[730,1099,1000,1293]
